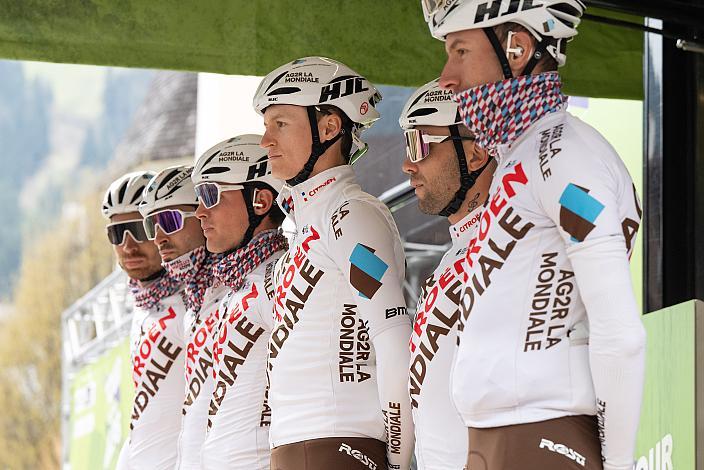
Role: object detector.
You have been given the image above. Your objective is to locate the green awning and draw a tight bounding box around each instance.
[0,1,643,99]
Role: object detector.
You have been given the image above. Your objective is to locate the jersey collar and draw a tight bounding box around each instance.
[276,165,355,220]
[448,206,483,245]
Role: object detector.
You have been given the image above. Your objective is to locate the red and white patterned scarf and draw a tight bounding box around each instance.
[212,229,288,292]
[453,71,567,156]
[164,246,220,312]
[128,271,183,310]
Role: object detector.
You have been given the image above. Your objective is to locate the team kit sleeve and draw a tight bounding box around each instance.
[329,198,414,470]
[533,137,646,470]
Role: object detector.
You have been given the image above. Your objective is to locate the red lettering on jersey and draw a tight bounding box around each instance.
[158,307,177,330]
[490,191,507,216]
[301,226,320,253]
[241,283,259,311]
[438,268,454,290]
[502,162,528,198]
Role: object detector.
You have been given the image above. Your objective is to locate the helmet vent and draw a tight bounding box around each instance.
[117,180,128,203]
[203,167,229,175]
[408,108,438,118]
[269,87,301,96]
[129,186,145,204]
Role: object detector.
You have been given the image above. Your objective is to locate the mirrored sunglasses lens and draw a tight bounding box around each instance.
[196,183,220,208]
[107,221,148,245]
[153,210,184,235]
[143,217,157,240]
[404,130,425,163]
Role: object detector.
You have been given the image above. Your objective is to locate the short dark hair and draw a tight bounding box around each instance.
[493,22,560,72]
[315,105,354,160]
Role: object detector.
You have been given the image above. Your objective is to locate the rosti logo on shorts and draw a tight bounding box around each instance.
[338,443,377,470]
[538,438,586,467]
[349,244,388,300]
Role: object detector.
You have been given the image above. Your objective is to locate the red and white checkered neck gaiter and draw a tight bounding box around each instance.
[212,229,288,292]
[128,271,183,311]
[453,71,567,156]
[163,246,219,312]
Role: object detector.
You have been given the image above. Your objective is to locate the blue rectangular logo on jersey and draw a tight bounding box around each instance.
[558,183,605,242]
[349,244,388,299]
[559,183,605,223]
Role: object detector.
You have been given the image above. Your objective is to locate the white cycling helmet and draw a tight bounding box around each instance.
[423,0,585,72]
[102,170,156,219]
[192,134,283,193]
[253,56,382,185]
[399,78,462,129]
[139,165,199,217]
[399,79,490,217]
[193,134,284,249]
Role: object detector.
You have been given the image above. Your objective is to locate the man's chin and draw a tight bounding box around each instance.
[206,238,237,254]
[417,198,443,216]
[124,266,161,281]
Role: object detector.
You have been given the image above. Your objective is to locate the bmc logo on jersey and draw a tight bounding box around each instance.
[320,76,369,103]
[474,0,541,23]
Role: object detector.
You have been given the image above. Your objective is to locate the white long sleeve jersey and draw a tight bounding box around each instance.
[201,251,283,470]
[451,111,645,467]
[176,283,229,470]
[125,291,187,470]
[269,166,413,467]
[409,207,481,470]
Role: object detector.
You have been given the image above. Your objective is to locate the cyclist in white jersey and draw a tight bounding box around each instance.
[422,1,646,469]
[399,79,495,470]
[103,170,188,470]
[191,134,287,469]
[141,166,221,470]
[253,57,414,470]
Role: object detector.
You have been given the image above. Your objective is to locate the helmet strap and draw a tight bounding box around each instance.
[232,185,272,251]
[483,27,514,80]
[285,106,344,186]
[521,37,550,76]
[438,125,491,217]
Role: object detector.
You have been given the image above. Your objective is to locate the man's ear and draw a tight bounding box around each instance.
[506,29,535,76]
[252,188,275,216]
[466,140,490,171]
[318,112,343,143]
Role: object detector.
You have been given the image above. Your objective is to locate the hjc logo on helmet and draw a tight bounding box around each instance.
[475,0,542,23]
[319,77,369,103]
[246,161,269,181]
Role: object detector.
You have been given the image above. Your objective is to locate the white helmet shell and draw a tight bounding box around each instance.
[192,134,283,194]
[139,165,199,217]
[399,78,462,129]
[102,170,155,219]
[423,0,585,66]
[252,57,383,137]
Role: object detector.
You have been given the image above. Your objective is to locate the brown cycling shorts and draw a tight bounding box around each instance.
[466,415,603,470]
[271,437,386,470]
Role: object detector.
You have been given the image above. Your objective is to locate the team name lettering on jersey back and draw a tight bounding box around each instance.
[338,304,372,383]
[460,162,534,329]
[208,283,265,428]
[524,252,576,352]
[183,308,219,414]
[131,307,183,429]
[269,227,324,369]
